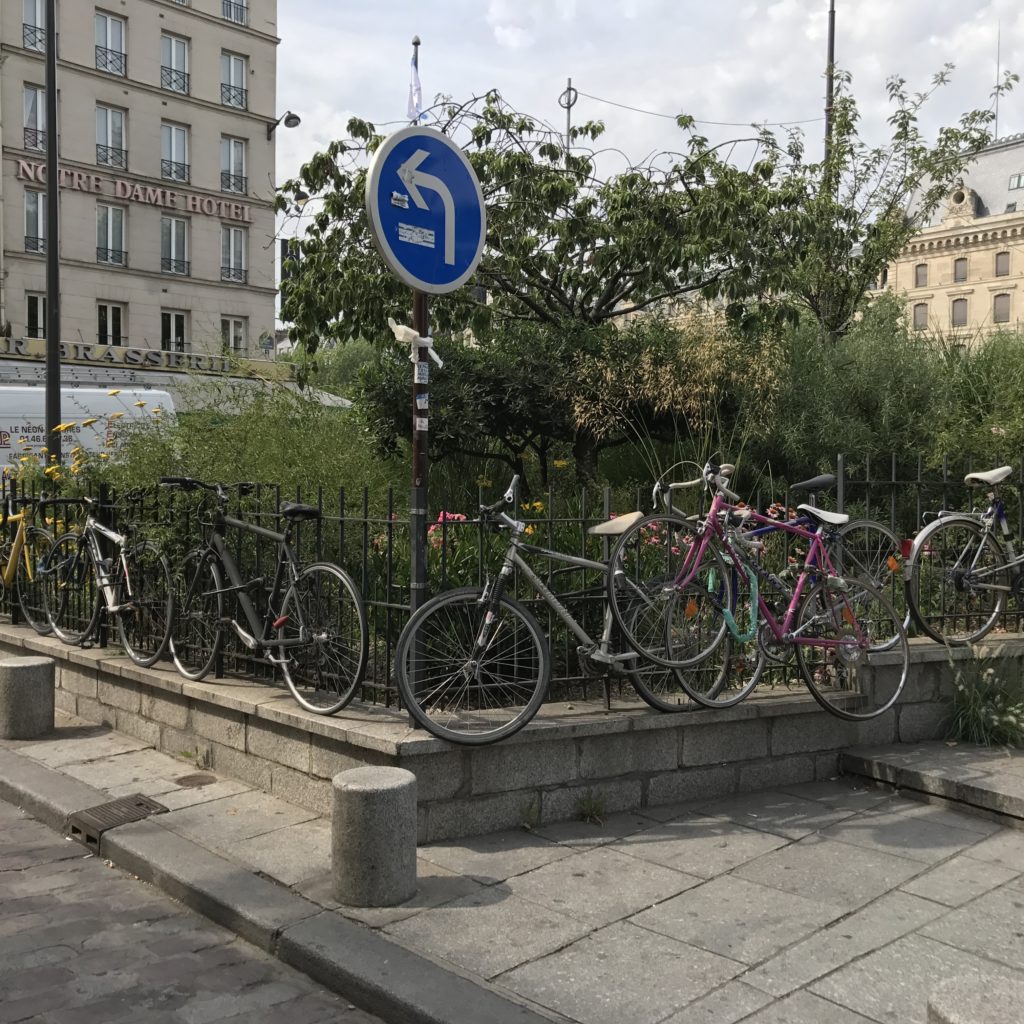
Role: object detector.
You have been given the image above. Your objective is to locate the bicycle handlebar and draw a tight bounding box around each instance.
[479,475,519,516]
[160,477,256,501]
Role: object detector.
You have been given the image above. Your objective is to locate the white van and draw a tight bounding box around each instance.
[0,386,175,461]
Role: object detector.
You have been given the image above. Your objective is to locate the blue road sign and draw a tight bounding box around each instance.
[365,126,486,295]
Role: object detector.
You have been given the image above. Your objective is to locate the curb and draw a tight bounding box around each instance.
[0,745,557,1024]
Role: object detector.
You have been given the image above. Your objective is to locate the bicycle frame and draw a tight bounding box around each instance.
[78,514,135,614]
[1,508,30,589]
[932,498,1024,590]
[679,491,866,649]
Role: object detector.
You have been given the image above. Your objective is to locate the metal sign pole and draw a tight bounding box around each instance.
[409,289,430,619]
[44,0,61,465]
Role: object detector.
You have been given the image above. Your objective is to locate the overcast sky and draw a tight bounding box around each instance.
[274,0,1022,185]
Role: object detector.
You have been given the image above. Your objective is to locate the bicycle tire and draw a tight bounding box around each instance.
[395,586,550,745]
[14,527,53,635]
[115,541,173,668]
[43,533,101,645]
[278,562,369,715]
[170,550,224,681]
[795,577,908,720]
[833,518,910,638]
[906,516,1009,645]
[608,512,731,669]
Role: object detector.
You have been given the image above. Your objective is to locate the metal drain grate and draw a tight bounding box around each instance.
[67,794,169,850]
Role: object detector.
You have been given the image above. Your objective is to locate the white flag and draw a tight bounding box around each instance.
[407,55,425,122]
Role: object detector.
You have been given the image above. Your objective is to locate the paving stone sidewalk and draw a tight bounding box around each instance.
[4,713,1024,1023]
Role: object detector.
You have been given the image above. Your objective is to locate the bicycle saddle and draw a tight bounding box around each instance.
[790,473,836,493]
[587,510,645,536]
[796,504,849,527]
[964,466,1012,487]
[279,502,320,522]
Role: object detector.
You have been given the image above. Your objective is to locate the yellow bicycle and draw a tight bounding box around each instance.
[1,497,54,635]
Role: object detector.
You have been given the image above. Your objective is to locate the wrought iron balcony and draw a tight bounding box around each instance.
[25,236,46,254]
[161,159,190,183]
[23,24,45,51]
[161,257,190,276]
[96,45,126,76]
[220,171,247,194]
[96,247,126,267]
[220,83,247,109]
[222,0,248,24]
[96,144,128,169]
[160,66,190,93]
[221,266,248,284]
[23,127,46,151]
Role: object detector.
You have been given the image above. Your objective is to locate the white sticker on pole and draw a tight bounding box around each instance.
[415,362,429,384]
[415,416,429,432]
[415,394,429,410]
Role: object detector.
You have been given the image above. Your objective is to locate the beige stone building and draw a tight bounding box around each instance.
[876,133,1024,336]
[0,0,286,371]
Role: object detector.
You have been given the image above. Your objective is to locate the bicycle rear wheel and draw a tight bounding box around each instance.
[795,578,908,720]
[115,541,173,667]
[170,550,223,681]
[15,527,53,635]
[833,519,909,637]
[395,587,550,745]
[278,562,368,715]
[43,533,101,645]
[906,517,1009,645]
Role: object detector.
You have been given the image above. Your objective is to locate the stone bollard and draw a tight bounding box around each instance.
[332,766,417,907]
[0,656,55,739]
[928,974,1024,1023]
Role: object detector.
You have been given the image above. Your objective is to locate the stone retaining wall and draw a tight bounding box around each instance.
[2,622,1020,842]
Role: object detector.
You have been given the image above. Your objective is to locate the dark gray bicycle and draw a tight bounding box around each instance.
[161,478,367,715]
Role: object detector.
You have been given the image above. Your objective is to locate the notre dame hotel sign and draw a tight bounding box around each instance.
[16,160,254,222]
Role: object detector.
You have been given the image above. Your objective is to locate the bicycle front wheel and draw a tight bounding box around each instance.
[906,517,1009,645]
[795,578,908,720]
[278,563,368,715]
[833,519,909,638]
[115,541,173,668]
[395,587,550,745]
[170,550,223,681]
[15,527,53,635]
[43,533,101,645]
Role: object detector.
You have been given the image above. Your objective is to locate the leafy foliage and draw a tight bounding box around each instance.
[947,656,1024,748]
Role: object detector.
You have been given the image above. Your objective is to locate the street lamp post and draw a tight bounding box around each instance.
[44,0,61,464]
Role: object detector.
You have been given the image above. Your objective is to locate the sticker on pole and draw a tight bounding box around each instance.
[366,126,486,295]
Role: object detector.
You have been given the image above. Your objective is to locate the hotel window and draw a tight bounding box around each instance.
[221,317,247,354]
[994,293,1011,324]
[995,251,1010,277]
[161,310,188,353]
[221,226,247,283]
[95,13,126,76]
[97,302,126,347]
[951,298,968,328]
[914,263,927,288]
[26,293,46,339]
[23,85,45,151]
[160,34,189,93]
[222,0,248,25]
[953,257,967,284]
[24,189,45,253]
[96,105,126,169]
[221,137,247,194]
[23,0,45,52]
[96,205,125,266]
[161,122,190,183]
[161,217,189,275]
[1010,173,1024,191]
[912,303,928,330]
[220,52,248,108]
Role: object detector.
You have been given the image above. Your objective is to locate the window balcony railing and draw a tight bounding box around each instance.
[161,257,190,276]
[222,0,248,25]
[160,66,190,93]
[161,159,190,183]
[23,24,45,52]
[23,128,46,151]
[98,335,126,347]
[96,144,128,169]
[220,83,247,109]
[96,248,126,267]
[220,171,248,194]
[96,45,126,76]
[25,236,46,254]
[221,266,248,284]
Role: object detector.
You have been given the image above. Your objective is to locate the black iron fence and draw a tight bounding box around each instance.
[3,454,1023,705]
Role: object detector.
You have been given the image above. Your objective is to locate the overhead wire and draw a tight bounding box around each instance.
[575,89,825,127]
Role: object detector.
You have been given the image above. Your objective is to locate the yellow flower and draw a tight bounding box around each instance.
[531,501,544,512]
[553,459,568,469]
[524,525,535,536]
[81,418,99,427]
[18,456,29,464]
[70,447,82,456]
[43,465,61,479]
[107,389,121,396]
[108,412,124,420]
[98,453,109,460]
[52,421,77,433]
[17,437,27,445]
[133,400,146,407]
